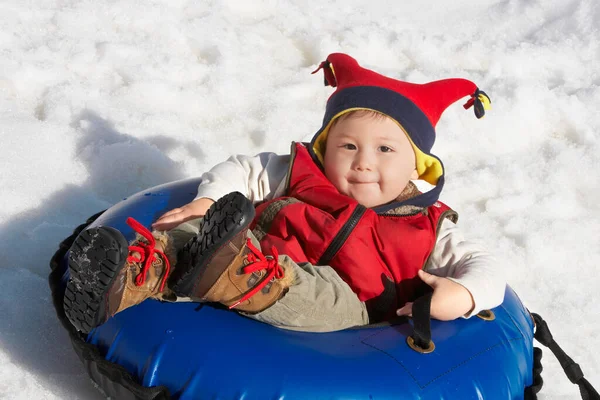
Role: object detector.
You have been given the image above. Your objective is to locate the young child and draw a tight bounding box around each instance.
[64,53,505,334]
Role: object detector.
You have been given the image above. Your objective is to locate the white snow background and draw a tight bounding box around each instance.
[1,0,599,398]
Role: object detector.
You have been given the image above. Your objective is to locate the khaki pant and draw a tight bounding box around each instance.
[168,219,369,332]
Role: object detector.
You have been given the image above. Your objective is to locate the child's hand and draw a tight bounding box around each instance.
[396,270,474,321]
[152,198,215,231]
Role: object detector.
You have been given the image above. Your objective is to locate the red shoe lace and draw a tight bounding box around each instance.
[125,217,171,292]
[229,238,284,309]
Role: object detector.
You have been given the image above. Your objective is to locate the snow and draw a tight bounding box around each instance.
[1,0,598,398]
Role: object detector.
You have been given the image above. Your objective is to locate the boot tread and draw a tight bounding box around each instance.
[171,192,255,295]
[64,227,128,334]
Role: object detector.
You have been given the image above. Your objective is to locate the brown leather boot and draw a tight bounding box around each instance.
[64,217,175,334]
[172,192,293,313]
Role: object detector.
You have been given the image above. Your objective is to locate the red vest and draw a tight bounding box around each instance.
[250,143,456,321]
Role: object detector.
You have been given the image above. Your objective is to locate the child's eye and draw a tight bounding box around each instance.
[341,144,357,150]
[379,146,393,153]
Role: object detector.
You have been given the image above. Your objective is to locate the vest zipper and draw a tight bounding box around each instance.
[283,142,297,192]
[318,205,367,265]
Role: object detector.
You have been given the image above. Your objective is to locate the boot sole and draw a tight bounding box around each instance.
[171,191,255,297]
[63,227,129,334]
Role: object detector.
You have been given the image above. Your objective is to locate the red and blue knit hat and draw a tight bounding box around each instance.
[310,53,491,209]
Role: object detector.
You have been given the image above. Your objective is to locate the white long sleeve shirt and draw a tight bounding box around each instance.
[195,152,506,317]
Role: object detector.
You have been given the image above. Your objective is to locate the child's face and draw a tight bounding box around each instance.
[323,113,418,208]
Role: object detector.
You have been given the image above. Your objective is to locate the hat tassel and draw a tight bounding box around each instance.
[463,89,492,119]
[311,60,337,87]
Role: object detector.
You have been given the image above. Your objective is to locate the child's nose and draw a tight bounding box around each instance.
[353,151,374,171]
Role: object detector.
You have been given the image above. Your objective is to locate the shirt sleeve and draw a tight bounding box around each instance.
[425,218,506,318]
[195,152,291,204]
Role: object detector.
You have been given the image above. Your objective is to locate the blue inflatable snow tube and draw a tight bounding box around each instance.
[60,178,535,399]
